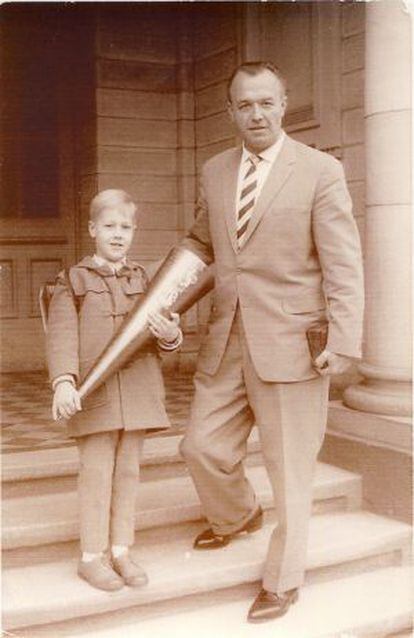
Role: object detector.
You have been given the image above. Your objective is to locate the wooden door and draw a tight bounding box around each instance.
[0,7,81,371]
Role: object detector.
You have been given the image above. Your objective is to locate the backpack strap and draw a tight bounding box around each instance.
[39,268,80,334]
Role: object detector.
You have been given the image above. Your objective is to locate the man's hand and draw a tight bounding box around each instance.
[52,381,81,420]
[313,350,353,376]
[148,311,181,343]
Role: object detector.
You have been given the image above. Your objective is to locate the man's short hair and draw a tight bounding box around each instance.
[89,189,138,221]
[227,61,287,101]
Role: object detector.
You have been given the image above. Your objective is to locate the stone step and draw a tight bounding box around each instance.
[2,462,362,551]
[20,566,412,638]
[2,431,263,498]
[3,510,411,631]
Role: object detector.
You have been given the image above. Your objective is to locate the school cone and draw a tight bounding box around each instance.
[78,247,214,401]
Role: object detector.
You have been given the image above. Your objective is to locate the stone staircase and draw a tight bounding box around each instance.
[2,429,412,637]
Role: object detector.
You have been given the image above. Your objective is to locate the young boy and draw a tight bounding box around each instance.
[46,189,182,591]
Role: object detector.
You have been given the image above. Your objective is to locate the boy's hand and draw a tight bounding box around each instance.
[52,381,81,421]
[148,311,180,343]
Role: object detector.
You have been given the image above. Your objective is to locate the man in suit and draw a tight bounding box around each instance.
[180,61,364,622]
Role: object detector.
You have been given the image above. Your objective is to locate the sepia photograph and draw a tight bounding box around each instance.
[0,1,412,636]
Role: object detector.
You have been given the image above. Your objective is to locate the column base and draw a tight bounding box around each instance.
[343,379,412,417]
[323,400,412,522]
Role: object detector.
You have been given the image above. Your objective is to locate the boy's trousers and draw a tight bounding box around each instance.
[77,429,144,553]
[180,310,329,594]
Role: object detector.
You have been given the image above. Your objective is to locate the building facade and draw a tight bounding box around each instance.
[1,2,369,367]
[1,4,412,632]
[1,0,411,514]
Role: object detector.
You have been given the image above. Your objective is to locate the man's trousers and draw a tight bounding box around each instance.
[77,429,144,553]
[180,312,329,593]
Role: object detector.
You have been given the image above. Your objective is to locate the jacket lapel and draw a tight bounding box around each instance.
[222,147,242,254]
[241,135,296,248]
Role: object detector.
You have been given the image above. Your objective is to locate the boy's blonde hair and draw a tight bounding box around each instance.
[89,189,138,221]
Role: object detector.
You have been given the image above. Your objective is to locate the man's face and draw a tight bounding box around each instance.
[228,70,287,153]
[89,205,136,263]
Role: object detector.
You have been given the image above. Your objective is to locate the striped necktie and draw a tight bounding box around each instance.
[237,154,262,247]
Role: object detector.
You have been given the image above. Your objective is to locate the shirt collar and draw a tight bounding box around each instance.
[93,254,127,273]
[241,130,286,165]
[77,255,142,280]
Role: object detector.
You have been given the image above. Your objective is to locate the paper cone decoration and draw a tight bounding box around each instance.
[78,247,214,400]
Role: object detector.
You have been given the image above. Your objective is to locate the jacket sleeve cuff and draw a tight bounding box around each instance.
[52,374,76,391]
[326,340,362,360]
[157,328,183,352]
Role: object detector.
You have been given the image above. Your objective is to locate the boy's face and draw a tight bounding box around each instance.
[88,205,136,263]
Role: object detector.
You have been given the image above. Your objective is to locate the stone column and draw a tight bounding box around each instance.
[344,0,412,416]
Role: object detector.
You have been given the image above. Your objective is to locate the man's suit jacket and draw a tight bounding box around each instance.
[183,134,364,382]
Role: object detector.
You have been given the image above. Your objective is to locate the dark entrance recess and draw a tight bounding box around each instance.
[1,4,95,220]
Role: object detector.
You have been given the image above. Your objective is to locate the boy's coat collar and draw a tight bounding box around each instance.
[76,256,143,279]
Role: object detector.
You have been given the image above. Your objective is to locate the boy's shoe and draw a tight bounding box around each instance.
[78,556,124,591]
[112,554,148,587]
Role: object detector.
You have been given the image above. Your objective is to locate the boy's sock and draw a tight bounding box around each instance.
[81,551,103,563]
[112,545,129,558]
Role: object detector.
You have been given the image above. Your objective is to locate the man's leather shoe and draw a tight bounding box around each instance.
[194,506,263,550]
[247,587,299,623]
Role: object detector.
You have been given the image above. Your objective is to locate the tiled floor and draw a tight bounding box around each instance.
[1,371,195,454]
[1,370,343,456]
